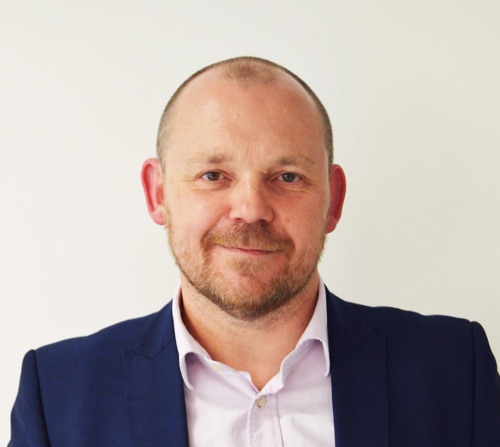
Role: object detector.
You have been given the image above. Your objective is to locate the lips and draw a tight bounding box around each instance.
[202,223,293,253]
[221,245,276,254]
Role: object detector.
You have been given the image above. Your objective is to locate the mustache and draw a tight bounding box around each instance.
[202,223,293,252]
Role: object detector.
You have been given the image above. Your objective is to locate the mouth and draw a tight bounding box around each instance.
[220,245,278,255]
[202,224,294,255]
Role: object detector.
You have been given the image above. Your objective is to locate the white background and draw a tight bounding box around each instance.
[1,1,499,442]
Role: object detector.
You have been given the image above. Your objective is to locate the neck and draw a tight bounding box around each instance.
[180,273,320,390]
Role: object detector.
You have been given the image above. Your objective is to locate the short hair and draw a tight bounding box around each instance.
[156,56,334,166]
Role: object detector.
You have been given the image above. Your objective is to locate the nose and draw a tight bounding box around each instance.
[228,178,274,224]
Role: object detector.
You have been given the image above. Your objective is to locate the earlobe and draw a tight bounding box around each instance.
[326,164,346,233]
[141,158,167,225]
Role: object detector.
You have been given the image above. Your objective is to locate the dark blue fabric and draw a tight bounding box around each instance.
[9,290,500,446]
[327,292,500,446]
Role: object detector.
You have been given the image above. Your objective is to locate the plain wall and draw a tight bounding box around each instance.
[1,1,499,442]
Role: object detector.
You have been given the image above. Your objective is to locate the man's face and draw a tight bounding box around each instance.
[159,70,342,320]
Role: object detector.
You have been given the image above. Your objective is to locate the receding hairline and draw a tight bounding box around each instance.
[156,56,334,166]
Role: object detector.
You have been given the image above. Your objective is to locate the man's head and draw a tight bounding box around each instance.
[156,56,334,168]
[142,56,346,321]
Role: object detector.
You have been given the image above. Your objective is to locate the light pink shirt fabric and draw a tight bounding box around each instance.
[172,280,335,446]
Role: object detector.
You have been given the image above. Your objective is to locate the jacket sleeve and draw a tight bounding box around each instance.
[471,322,500,446]
[9,350,51,447]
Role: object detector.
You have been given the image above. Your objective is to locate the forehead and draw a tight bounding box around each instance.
[164,67,326,165]
[174,67,321,123]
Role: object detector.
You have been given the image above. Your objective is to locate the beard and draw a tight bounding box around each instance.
[167,217,326,321]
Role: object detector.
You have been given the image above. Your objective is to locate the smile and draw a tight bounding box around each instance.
[219,245,278,255]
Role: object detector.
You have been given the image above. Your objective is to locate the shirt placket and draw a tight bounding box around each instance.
[247,393,283,447]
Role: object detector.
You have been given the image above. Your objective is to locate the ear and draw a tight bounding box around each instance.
[141,158,167,225]
[326,164,346,233]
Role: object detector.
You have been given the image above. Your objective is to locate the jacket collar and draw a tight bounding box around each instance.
[326,288,389,447]
[123,288,389,447]
[124,302,189,447]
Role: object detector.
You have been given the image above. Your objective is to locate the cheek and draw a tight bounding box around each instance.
[285,202,329,241]
[168,193,227,235]
[275,193,327,228]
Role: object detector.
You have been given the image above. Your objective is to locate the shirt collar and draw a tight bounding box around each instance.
[172,277,331,390]
[172,284,208,390]
[294,277,330,377]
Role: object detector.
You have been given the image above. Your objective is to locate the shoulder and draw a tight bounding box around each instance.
[327,289,473,337]
[34,302,175,369]
[325,289,500,440]
[324,289,485,365]
[351,297,471,335]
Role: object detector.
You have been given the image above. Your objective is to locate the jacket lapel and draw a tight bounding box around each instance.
[122,291,389,446]
[124,303,189,447]
[326,289,389,447]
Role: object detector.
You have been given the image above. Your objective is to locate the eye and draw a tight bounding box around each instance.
[202,171,222,181]
[279,172,300,183]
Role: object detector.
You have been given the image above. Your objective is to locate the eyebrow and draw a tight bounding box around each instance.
[189,153,316,168]
[206,153,230,164]
[187,152,230,165]
[276,156,316,168]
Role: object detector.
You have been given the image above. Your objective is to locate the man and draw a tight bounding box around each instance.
[10,57,500,446]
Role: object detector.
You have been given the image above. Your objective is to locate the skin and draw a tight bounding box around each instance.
[142,67,346,389]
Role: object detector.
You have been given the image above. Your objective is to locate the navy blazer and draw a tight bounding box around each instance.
[10,289,500,446]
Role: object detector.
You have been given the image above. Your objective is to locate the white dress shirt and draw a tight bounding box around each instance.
[172,279,335,446]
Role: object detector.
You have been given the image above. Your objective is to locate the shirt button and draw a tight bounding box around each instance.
[256,396,266,408]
